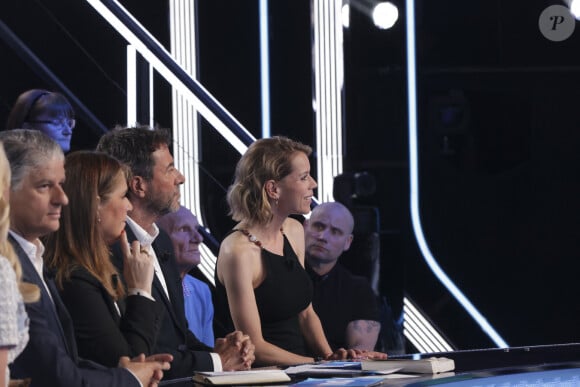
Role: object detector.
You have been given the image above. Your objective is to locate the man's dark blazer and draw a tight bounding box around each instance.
[8,235,139,387]
[110,225,214,379]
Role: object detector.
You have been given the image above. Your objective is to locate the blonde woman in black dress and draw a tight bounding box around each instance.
[214,136,386,366]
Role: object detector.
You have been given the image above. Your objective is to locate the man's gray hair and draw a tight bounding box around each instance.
[0,129,64,190]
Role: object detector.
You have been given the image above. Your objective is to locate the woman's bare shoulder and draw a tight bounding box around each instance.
[217,230,262,284]
[282,217,306,260]
[283,217,304,231]
[283,217,305,238]
[219,230,259,262]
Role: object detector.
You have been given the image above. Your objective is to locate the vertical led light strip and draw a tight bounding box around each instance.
[126,45,137,126]
[405,0,508,348]
[149,63,154,128]
[170,0,216,284]
[259,0,271,138]
[313,0,344,203]
[127,46,154,128]
[169,0,196,215]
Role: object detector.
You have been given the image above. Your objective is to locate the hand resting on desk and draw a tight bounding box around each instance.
[325,349,387,361]
[119,352,173,387]
[215,331,256,370]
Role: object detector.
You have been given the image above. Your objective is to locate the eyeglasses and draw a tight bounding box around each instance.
[27,118,76,129]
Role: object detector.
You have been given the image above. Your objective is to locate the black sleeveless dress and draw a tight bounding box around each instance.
[214,231,313,356]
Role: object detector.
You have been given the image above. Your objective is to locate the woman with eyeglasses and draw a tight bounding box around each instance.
[5,89,76,152]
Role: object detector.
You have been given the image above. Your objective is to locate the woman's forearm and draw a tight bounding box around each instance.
[253,338,314,366]
[299,307,333,358]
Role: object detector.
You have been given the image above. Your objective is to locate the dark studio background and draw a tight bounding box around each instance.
[1,0,579,351]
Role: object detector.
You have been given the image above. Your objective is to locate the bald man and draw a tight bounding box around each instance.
[304,202,381,351]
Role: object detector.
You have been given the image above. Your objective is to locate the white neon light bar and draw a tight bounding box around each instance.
[313,0,344,203]
[405,0,508,348]
[405,323,437,353]
[169,0,198,216]
[127,45,155,128]
[405,318,444,353]
[169,0,216,284]
[86,0,254,156]
[149,63,154,128]
[404,322,439,353]
[126,45,137,126]
[405,297,453,350]
[403,297,453,353]
[259,0,271,138]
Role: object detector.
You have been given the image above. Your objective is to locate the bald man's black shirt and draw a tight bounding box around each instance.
[306,262,379,351]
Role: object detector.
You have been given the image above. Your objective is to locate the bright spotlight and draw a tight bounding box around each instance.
[571,0,580,19]
[342,4,351,29]
[372,1,399,29]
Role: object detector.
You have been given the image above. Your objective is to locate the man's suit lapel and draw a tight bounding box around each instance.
[44,269,80,361]
[123,224,211,351]
[153,236,187,328]
[154,231,211,350]
[9,235,79,361]
[123,225,182,327]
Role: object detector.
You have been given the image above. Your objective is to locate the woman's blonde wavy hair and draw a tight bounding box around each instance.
[0,142,39,303]
[226,136,312,226]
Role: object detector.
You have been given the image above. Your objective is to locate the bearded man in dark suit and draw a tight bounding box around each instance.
[97,126,255,379]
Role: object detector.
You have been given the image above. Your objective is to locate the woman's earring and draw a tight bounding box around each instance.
[275,199,279,207]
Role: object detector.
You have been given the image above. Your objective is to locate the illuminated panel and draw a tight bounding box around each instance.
[148,63,154,128]
[405,0,508,348]
[88,0,253,284]
[86,0,254,156]
[169,0,215,284]
[126,45,137,126]
[403,297,453,353]
[126,46,155,128]
[259,0,271,138]
[312,0,344,203]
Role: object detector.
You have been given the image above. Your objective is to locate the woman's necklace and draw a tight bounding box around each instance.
[237,228,283,249]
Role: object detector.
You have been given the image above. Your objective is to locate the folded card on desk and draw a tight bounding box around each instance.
[361,357,455,374]
[285,362,400,377]
[193,369,291,385]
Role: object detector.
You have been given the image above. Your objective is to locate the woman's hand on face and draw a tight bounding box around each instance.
[120,230,155,293]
